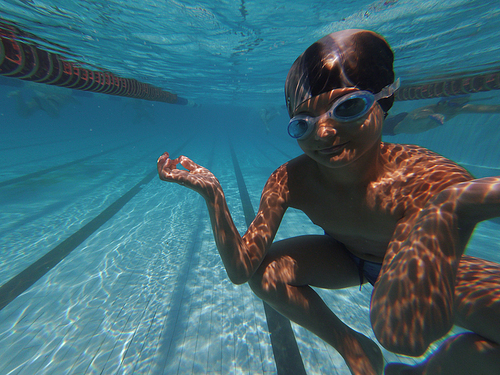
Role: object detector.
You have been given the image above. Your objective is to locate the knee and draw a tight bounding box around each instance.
[248,257,294,301]
[248,267,264,293]
[248,267,275,302]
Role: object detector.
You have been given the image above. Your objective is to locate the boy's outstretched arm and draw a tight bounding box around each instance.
[370,177,500,357]
[157,153,289,284]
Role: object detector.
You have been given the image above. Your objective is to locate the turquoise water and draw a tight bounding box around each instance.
[0,0,500,374]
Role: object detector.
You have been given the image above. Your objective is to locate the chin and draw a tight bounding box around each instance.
[314,149,358,168]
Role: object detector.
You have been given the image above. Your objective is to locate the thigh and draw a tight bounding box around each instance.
[454,255,500,344]
[257,234,362,289]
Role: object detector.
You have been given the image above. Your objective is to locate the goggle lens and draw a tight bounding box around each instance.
[288,118,313,139]
[333,94,374,121]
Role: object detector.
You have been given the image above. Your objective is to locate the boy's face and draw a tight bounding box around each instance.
[293,89,384,169]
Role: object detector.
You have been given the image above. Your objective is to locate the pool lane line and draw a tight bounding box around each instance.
[260,137,296,160]
[0,142,170,239]
[3,143,105,170]
[0,140,190,312]
[0,136,153,188]
[229,145,307,375]
[0,126,146,153]
[1,128,140,169]
[0,131,105,152]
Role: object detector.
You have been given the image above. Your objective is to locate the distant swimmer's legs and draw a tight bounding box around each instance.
[385,255,500,375]
[248,235,384,375]
[461,103,500,114]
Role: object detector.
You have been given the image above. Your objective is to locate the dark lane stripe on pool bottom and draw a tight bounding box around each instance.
[229,145,307,375]
[0,140,190,311]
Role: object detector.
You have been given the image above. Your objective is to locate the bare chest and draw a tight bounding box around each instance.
[294,185,405,258]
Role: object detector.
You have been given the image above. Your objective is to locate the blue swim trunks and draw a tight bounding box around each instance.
[346,251,383,288]
[325,233,382,288]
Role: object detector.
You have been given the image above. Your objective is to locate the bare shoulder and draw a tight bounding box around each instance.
[378,142,474,208]
[261,155,318,209]
[260,161,293,207]
[381,142,472,177]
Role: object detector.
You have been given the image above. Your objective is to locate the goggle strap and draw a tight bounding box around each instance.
[373,78,400,101]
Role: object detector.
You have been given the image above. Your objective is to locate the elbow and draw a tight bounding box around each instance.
[223,255,258,285]
[229,276,249,285]
[226,269,250,285]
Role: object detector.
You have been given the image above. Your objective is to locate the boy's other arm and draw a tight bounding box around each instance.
[370,176,500,356]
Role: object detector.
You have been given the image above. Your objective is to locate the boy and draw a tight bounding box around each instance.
[158,29,500,375]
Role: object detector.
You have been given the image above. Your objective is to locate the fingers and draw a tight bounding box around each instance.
[157,152,182,181]
[158,153,204,171]
[157,152,169,175]
[157,153,210,190]
[158,152,182,169]
[157,152,169,164]
[157,153,199,183]
[178,155,203,172]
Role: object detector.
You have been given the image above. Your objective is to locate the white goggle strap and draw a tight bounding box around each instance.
[373,78,400,101]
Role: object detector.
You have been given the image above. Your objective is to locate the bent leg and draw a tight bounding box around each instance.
[385,255,500,375]
[248,235,384,375]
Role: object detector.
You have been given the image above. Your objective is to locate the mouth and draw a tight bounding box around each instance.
[317,142,349,155]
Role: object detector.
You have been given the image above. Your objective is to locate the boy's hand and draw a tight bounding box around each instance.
[157,152,221,200]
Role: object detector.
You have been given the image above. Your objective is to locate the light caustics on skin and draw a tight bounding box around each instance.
[157,28,500,375]
[371,176,500,359]
[157,134,500,374]
[157,153,290,284]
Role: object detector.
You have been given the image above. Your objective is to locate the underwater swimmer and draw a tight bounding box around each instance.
[8,83,77,118]
[158,29,500,375]
[383,94,500,135]
[259,106,281,134]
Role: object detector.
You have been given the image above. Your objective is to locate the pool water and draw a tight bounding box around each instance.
[1,1,500,374]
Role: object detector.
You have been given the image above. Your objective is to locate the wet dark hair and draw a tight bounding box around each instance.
[285,29,395,117]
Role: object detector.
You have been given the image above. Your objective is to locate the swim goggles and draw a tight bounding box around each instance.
[288,78,400,139]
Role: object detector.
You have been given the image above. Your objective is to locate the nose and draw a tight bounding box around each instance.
[315,122,337,139]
